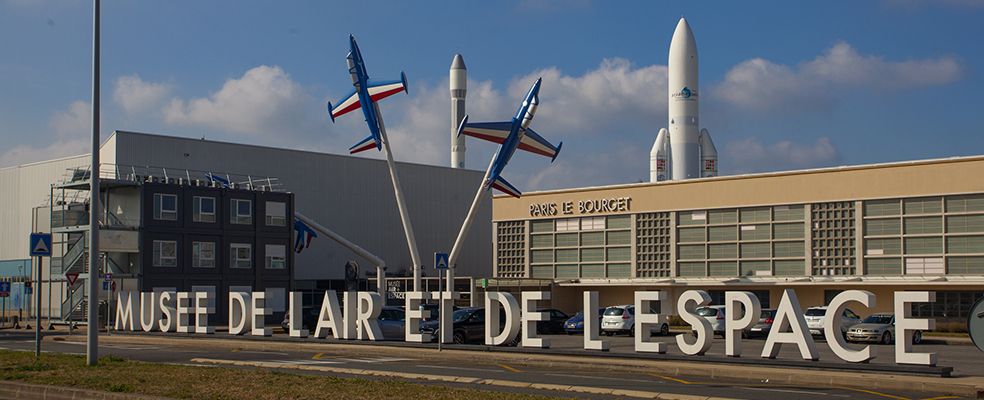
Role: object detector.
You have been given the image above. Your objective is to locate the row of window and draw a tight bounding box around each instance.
[152,240,286,269]
[152,193,286,226]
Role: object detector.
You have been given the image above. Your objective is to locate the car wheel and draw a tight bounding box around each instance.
[660,323,670,336]
[604,331,613,336]
[912,331,922,345]
[881,331,893,345]
[453,331,466,344]
[629,326,635,337]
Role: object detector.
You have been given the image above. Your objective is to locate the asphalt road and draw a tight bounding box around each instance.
[0,331,972,400]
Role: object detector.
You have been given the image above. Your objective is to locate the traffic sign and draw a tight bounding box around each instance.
[479,278,489,289]
[25,287,32,295]
[434,252,449,270]
[104,273,112,282]
[29,233,52,257]
[66,273,79,286]
[0,282,10,297]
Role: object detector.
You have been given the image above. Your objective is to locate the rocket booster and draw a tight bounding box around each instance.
[450,54,467,168]
[653,17,718,182]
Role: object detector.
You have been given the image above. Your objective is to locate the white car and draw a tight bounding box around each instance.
[695,305,726,337]
[804,306,862,337]
[601,305,670,337]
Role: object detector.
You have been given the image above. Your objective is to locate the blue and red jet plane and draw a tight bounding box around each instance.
[457,78,562,197]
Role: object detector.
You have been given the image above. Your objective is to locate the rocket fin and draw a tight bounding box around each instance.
[650,128,669,182]
[698,128,718,178]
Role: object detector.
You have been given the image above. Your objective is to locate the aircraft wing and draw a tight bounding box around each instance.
[457,117,513,144]
[367,72,408,102]
[518,127,562,161]
[328,88,361,122]
[349,134,379,154]
[488,175,522,198]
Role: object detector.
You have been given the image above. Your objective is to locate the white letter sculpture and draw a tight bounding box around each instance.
[676,290,713,356]
[251,291,272,336]
[404,291,431,343]
[762,289,818,361]
[139,292,159,332]
[522,291,550,348]
[485,292,520,346]
[356,291,383,341]
[826,290,874,363]
[725,291,761,357]
[635,291,667,353]
[895,291,937,366]
[114,292,136,331]
[287,291,308,338]
[583,292,608,351]
[315,290,343,339]
[158,291,175,332]
[229,292,251,335]
[194,291,214,334]
[175,292,193,333]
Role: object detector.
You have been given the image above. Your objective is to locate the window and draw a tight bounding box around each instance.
[152,240,177,267]
[581,216,605,230]
[266,244,287,269]
[231,199,252,225]
[192,241,215,268]
[556,218,579,231]
[230,243,252,268]
[265,201,286,226]
[193,196,216,223]
[153,194,177,221]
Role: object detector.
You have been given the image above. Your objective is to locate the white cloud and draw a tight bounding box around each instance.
[723,136,840,174]
[715,42,962,111]
[0,138,88,168]
[114,75,171,114]
[163,65,317,136]
[49,100,91,135]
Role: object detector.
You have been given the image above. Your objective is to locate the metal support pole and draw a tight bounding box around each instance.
[373,103,423,291]
[448,154,495,291]
[437,270,443,352]
[87,0,100,366]
[48,185,53,329]
[35,256,42,358]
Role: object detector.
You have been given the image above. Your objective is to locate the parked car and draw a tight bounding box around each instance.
[601,305,670,337]
[281,306,321,333]
[538,308,571,334]
[419,303,459,322]
[747,309,777,338]
[804,306,862,338]
[378,306,406,340]
[564,308,606,335]
[696,305,726,337]
[846,313,923,345]
[420,307,487,344]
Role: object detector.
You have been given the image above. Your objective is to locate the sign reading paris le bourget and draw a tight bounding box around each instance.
[529,196,632,217]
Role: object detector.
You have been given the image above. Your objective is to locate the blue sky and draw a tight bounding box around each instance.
[2,0,982,190]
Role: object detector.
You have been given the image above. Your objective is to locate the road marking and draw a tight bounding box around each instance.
[654,375,694,385]
[744,386,848,397]
[919,397,960,400]
[312,352,326,360]
[496,363,522,373]
[546,373,658,384]
[840,387,910,400]
[231,349,289,356]
[415,364,503,373]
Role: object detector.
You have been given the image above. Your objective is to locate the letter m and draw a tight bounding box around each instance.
[115,292,137,331]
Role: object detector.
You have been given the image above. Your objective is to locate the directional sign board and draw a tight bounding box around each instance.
[434,252,449,270]
[29,233,52,257]
[0,282,10,297]
[104,273,112,282]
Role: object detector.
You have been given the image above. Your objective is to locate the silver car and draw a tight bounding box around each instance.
[804,306,862,337]
[846,313,923,345]
[601,305,670,337]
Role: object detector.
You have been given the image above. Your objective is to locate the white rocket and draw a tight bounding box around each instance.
[450,54,467,168]
[651,17,717,182]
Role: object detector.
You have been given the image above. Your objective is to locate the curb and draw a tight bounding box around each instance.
[191,358,733,400]
[0,380,169,400]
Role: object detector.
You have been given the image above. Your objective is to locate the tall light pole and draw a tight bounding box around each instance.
[87,0,100,366]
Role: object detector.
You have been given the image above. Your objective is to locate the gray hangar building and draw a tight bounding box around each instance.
[0,130,491,325]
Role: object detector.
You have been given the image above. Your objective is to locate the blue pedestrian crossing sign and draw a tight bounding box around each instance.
[29,233,52,257]
[0,281,10,297]
[434,252,449,270]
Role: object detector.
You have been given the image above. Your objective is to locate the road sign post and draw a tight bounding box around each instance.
[0,281,9,328]
[435,252,449,352]
[29,232,52,359]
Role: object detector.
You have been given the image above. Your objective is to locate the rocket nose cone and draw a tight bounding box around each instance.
[672,17,695,43]
[451,54,466,70]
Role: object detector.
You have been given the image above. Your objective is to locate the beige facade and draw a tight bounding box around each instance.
[491,156,984,319]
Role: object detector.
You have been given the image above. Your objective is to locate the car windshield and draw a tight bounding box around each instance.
[696,307,719,317]
[760,310,775,319]
[862,315,893,324]
[604,308,624,316]
[453,309,475,322]
[805,308,826,317]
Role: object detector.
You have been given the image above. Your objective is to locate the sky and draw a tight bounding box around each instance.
[1,0,983,191]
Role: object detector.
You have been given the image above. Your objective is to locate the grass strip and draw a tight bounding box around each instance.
[0,350,555,399]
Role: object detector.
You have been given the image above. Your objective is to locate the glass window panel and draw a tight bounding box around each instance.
[192,241,215,268]
[580,248,604,262]
[606,247,630,261]
[556,264,579,279]
[946,215,984,233]
[678,227,704,243]
[231,244,252,268]
[946,194,984,212]
[555,233,578,247]
[556,249,578,263]
[740,261,770,276]
[708,226,737,242]
[740,207,770,223]
[948,256,984,274]
[773,241,805,257]
[530,234,553,248]
[678,262,706,277]
[773,223,805,239]
[740,243,770,258]
[903,197,942,214]
[264,244,286,269]
[708,243,737,259]
[556,218,580,231]
[581,217,606,230]
[677,211,705,226]
[530,265,554,278]
[773,205,804,221]
[774,260,804,276]
[904,216,942,234]
[905,237,942,255]
[231,199,252,225]
[581,232,604,246]
[265,201,287,226]
[607,263,631,278]
[947,236,984,254]
[581,264,605,278]
[530,249,553,263]
[678,244,705,260]
[708,261,736,276]
[606,230,630,245]
[865,219,900,236]
[865,258,902,275]
[531,220,554,233]
[740,225,770,240]
[153,240,177,267]
[865,238,901,255]
[607,215,631,229]
[864,199,900,217]
[709,209,737,224]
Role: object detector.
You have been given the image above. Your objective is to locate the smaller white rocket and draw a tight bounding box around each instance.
[651,17,717,182]
[450,54,467,169]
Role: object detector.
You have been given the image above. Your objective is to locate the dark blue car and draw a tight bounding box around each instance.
[564,308,606,335]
